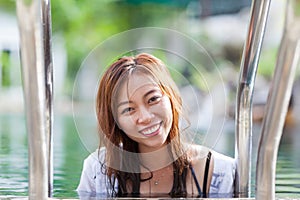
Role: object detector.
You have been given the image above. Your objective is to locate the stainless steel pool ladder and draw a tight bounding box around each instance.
[15,0,300,199]
[16,0,53,199]
[255,1,300,199]
[236,0,300,199]
[235,0,272,197]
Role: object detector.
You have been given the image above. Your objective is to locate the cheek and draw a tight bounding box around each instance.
[154,97,173,123]
[163,98,173,117]
[117,116,127,130]
[117,115,135,133]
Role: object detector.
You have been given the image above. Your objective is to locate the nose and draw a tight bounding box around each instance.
[136,106,153,124]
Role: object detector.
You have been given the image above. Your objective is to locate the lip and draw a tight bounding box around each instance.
[139,122,162,137]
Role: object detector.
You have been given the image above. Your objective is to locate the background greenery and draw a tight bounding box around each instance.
[2,0,299,96]
[2,0,295,97]
[0,0,251,95]
[50,0,187,93]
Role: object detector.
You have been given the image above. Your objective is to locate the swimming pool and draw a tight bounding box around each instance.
[0,113,300,198]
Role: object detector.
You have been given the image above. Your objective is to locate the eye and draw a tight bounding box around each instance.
[148,95,162,104]
[121,107,135,115]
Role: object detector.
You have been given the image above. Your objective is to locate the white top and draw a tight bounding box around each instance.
[76,147,236,198]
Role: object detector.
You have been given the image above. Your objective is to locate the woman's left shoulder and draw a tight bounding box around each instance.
[187,144,236,168]
[209,150,237,195]
[188,145,236,175]
[187,144,211,160]
[211,150,236,168]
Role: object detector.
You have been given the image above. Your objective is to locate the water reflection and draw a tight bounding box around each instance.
[0,114,28,196]
[276,121,300,197]
[0,113,300,198]
[0,114,89,197]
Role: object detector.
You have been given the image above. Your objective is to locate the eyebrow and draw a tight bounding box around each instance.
[117,88,160,108]
[117,100,132,108]
[144,89,158,98]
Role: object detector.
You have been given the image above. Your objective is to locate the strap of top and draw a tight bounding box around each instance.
[189,151,212,197]
[202,151,212,197]
[189,164,202,195]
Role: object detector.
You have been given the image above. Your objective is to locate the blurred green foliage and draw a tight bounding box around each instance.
[1,50,11,87]
[258,48,277,80]
[0,0,15,12]
[50,0,184,94]
[0,0,185,95]
[2,0,294,95]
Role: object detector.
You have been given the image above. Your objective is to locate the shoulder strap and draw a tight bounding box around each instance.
[189,164,202,195]
[202,151,212,197]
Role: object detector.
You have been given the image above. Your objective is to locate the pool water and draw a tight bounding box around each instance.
[0,114,88,198]
[0,113,300,198]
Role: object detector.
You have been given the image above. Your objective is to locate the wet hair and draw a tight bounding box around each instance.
[96,53,189,197]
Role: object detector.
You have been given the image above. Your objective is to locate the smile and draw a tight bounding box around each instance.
[139,122,162,136]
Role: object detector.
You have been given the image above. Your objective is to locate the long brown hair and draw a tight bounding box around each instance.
[96,53,189,197]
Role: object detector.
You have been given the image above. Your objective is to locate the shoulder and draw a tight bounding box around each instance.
[211,150,236,177]
[76,147,107,194]
[187,144,214,193]
[81,147,107,180]
[187,145,236,195]
[84,147,106,167]
[210,150,236,195]
[187,144,236,173]
[187,144,211,161]
[212,151,236,169]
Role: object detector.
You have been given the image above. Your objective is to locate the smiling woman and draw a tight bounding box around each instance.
[116,73,173,152]
[76,53,236,198]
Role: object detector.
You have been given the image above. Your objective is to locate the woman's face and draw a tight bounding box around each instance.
[115,72,173,153]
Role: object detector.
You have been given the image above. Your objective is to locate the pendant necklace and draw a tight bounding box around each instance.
[153,173,165,185]
[152,165,172,186]
[140,164,172,195]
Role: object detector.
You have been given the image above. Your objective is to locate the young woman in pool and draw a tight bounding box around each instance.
[77,53,236,198]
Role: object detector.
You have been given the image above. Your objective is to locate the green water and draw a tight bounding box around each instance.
[0,114,300,198]
[0,114,89,198]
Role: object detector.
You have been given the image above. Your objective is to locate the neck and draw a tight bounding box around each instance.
[139,145,173,172]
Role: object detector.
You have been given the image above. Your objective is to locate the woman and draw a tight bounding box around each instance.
[77,53,236,198]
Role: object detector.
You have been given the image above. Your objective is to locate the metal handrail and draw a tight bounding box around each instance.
[16,0,53,199]
[235,0,271,197]
[42,0,54,197]
[256,0,300,199]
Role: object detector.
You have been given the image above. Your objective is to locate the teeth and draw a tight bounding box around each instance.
[141,124,160,135]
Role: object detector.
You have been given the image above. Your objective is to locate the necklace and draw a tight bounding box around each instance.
[153,172,165,185]
[149,166,173,186]
[148,169,167,196]
[140,164,173,195]
[151,165,172,186]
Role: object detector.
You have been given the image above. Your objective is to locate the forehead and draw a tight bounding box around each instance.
[117,72,159,101]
